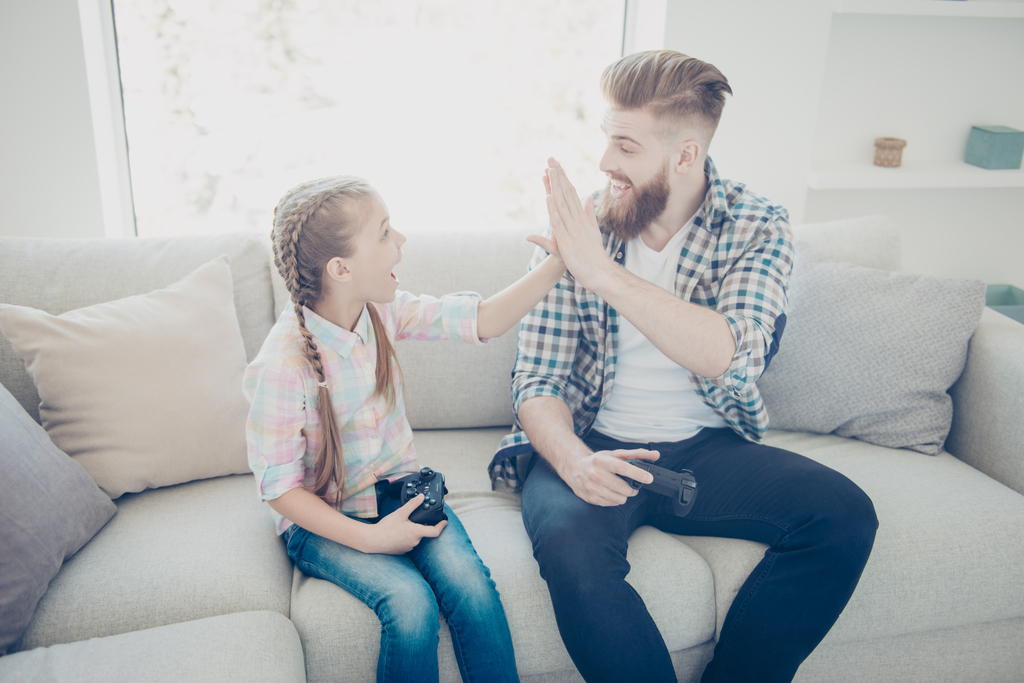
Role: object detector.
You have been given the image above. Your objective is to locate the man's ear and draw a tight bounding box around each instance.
[673,139,702,175]
[324,256,353,284]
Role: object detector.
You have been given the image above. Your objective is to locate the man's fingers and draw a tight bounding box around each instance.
[613,448,660,462]
[584,195,598,227]
[550,166,588,231]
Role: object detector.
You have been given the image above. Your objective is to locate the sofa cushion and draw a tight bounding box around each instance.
[0,611,305,683]
[0,257,251,498]
[0,383,116,655]
[758,242,986,454]
[369,227,536,430]
[0,232,276,424]
[10,474,292,652]
[679,431,1024,645]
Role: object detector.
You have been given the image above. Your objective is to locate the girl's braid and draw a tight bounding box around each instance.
[272,186,354,499]
[276,190,345,386]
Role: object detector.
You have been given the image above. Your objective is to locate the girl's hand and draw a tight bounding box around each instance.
[526,170,562,259]
[367,494,447,555]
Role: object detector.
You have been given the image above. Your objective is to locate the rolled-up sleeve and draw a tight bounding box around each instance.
[243,357,307,502]
[707,221,793,396]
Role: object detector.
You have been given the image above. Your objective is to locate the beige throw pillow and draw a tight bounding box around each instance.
[0,256,250,498]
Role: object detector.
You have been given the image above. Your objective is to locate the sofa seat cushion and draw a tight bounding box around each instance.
[11,474,292,652]
[289,427,716,683]
[0,611,305,683]
[679,431,1024,644]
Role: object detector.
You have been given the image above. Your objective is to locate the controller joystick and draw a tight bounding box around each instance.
[384,468,449,526]
[621,460,698,517]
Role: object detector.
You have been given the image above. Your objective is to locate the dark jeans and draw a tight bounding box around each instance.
[520,428,878,683]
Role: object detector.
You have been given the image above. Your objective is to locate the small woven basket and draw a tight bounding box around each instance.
[873,137,907,167]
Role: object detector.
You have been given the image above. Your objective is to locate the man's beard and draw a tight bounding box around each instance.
[596,162,670,242]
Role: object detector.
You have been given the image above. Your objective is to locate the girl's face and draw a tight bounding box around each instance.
[346,193,406,304]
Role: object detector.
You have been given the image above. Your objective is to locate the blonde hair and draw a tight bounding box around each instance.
[271,176,403,500]
[601,50,732,147]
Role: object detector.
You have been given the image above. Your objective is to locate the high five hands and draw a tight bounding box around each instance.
[539,157,614,292]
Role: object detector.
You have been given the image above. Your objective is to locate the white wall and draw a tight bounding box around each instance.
[662,0,834,225]
[662,0,1024,286]
[0,0,106,239]
[805,12,1024,285]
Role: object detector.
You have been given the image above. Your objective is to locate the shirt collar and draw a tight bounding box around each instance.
[301,304,371,359]
[694,155,729,234]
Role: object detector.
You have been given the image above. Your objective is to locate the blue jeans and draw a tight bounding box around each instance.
[520,428,878,683]
[283,492,519,683]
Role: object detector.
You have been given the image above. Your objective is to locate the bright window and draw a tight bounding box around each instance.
[112,0,626,237]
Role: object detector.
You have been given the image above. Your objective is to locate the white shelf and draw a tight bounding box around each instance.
[807,162,1024,190]
[833,0,1024,18]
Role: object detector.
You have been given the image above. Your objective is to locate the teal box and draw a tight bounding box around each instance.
[986,284,1024,325]
[965,125,1024,170]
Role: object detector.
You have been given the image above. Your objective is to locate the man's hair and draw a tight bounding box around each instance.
[600,50,732,147]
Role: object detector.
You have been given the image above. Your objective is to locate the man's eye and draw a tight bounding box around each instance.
[621,147,633,155]
[383,229,390,240]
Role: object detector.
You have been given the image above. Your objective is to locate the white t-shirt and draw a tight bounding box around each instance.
[591,226,727,443]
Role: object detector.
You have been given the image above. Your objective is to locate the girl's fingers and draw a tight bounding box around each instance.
[527,234,559,257]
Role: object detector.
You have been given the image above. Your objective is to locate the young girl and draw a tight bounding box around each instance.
[244,175,565,683]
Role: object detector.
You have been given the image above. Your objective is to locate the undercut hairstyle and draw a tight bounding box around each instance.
[271,176,403,500]
[600,50,732,147]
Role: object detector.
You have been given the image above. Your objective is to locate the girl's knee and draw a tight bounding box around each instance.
[380,582,440,637]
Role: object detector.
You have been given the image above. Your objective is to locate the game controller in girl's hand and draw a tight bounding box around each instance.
[385,468,449,526]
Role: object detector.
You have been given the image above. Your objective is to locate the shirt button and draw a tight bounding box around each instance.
[364,362,371,369]
[616,252,623,259]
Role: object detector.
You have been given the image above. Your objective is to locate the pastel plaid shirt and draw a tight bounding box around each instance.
[244,291,486,534]
[489,157,794,491]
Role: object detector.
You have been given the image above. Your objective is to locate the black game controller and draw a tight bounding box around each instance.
[622,460,698,517]
[384,467,448,526]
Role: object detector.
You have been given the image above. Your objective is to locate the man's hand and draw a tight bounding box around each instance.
[544,157,614,291]
[559,448,660,507]
[365,495,447,555]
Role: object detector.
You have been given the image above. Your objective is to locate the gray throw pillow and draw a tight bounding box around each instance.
[758,241,986,454]
[0,382,116,654]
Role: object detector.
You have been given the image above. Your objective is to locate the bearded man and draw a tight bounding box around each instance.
[488,50,878,683]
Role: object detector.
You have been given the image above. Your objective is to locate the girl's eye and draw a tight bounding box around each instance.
[621,147,633,155]
[382,229,390,240]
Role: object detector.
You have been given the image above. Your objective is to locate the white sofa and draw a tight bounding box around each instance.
[1,216,1022,683]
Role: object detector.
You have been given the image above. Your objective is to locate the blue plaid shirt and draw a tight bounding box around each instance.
[489,157,794,491]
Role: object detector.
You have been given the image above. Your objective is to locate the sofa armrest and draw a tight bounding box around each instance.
[946,308,1024,495]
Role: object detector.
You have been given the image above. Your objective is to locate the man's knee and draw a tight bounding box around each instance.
[816,471,878,567]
